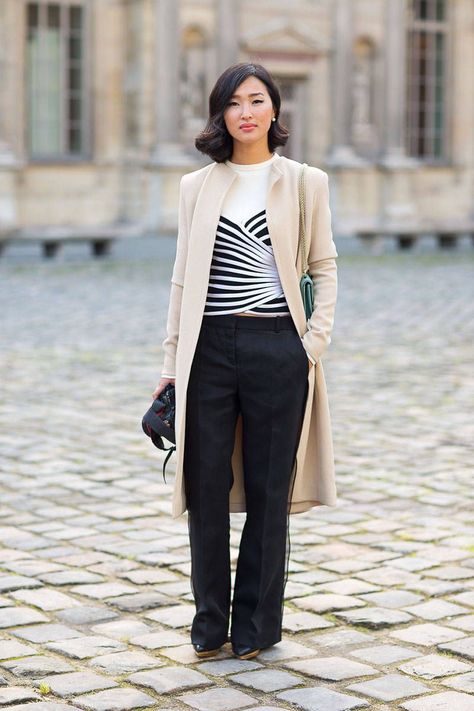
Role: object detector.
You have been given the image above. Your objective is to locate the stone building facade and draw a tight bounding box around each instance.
[0,0,473,253]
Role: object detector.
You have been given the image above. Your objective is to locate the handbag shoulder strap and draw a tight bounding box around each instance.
[298,163,308,275]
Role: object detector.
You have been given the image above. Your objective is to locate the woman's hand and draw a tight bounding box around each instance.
[152,377,175,400]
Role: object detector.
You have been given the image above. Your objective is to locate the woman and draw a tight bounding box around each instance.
[152,62,338,661]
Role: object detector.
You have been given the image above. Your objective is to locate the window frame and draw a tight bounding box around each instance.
[405,0,452,164]
[24,0,92,163]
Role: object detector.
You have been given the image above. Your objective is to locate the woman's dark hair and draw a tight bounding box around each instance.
[195,62,289,163]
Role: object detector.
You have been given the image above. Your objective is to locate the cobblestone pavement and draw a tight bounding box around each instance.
[1,247,473,711]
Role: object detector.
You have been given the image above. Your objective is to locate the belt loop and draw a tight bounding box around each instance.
[275,315,280,333]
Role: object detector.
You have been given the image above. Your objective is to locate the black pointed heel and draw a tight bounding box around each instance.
[232,644,261,660]
[193,643,222,658]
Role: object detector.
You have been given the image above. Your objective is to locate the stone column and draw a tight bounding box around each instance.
[327,0,363,166]
[152,0,184,163]
[216,0,239,74]
[380,0,417,233]
[381,0,415,166]
[0,0,21,244]
[148,0,195,232]
[0,0,15,165]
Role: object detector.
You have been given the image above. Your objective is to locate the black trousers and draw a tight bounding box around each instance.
[183,313,309,649]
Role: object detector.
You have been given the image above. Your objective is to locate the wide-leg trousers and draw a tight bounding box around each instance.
[183,313,309,650]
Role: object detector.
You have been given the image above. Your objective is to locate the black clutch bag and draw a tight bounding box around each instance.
[142,383,176,481]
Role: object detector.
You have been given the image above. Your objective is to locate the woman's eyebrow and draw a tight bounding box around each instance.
[230,91,265,99]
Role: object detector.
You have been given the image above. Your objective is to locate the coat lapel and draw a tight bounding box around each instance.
[184,162,237,311]
[266,157,308,334]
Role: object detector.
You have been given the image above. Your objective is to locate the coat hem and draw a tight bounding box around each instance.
[172,497,337,519]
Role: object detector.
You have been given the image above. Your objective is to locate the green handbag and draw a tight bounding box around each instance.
[298,163,314,320]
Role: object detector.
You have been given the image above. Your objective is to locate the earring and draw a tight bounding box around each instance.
[272,117,276,122]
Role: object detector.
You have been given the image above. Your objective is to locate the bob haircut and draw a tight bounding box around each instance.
[195,62,289,163]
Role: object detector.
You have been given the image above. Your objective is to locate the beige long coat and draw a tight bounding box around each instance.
[161,153,338,519]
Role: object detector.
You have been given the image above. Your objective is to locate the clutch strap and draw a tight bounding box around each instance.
[298,163,308,275]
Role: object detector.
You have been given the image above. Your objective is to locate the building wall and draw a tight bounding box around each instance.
[0,0,473,242]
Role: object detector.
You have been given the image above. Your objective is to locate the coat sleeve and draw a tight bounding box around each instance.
[301,169,338,362]
[160,175,190,378]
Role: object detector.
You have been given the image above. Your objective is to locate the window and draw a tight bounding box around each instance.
[275,78,306,162]
[26,1,88,159]
[406,0,449,160]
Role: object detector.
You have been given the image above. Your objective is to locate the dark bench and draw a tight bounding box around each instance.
[356,223,474,250]
[0,223,144,258]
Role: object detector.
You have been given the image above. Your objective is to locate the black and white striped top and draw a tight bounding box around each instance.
[204,209,290,316]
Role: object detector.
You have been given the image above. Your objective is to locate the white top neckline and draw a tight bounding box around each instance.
[225,152,278,172]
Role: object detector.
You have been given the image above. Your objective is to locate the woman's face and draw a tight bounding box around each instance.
[223,76,275,149]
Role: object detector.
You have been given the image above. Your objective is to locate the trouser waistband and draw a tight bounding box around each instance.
[201,314,296,332]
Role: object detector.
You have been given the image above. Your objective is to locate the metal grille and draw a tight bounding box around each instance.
[26,0,88,158]
[406,0,448,160]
